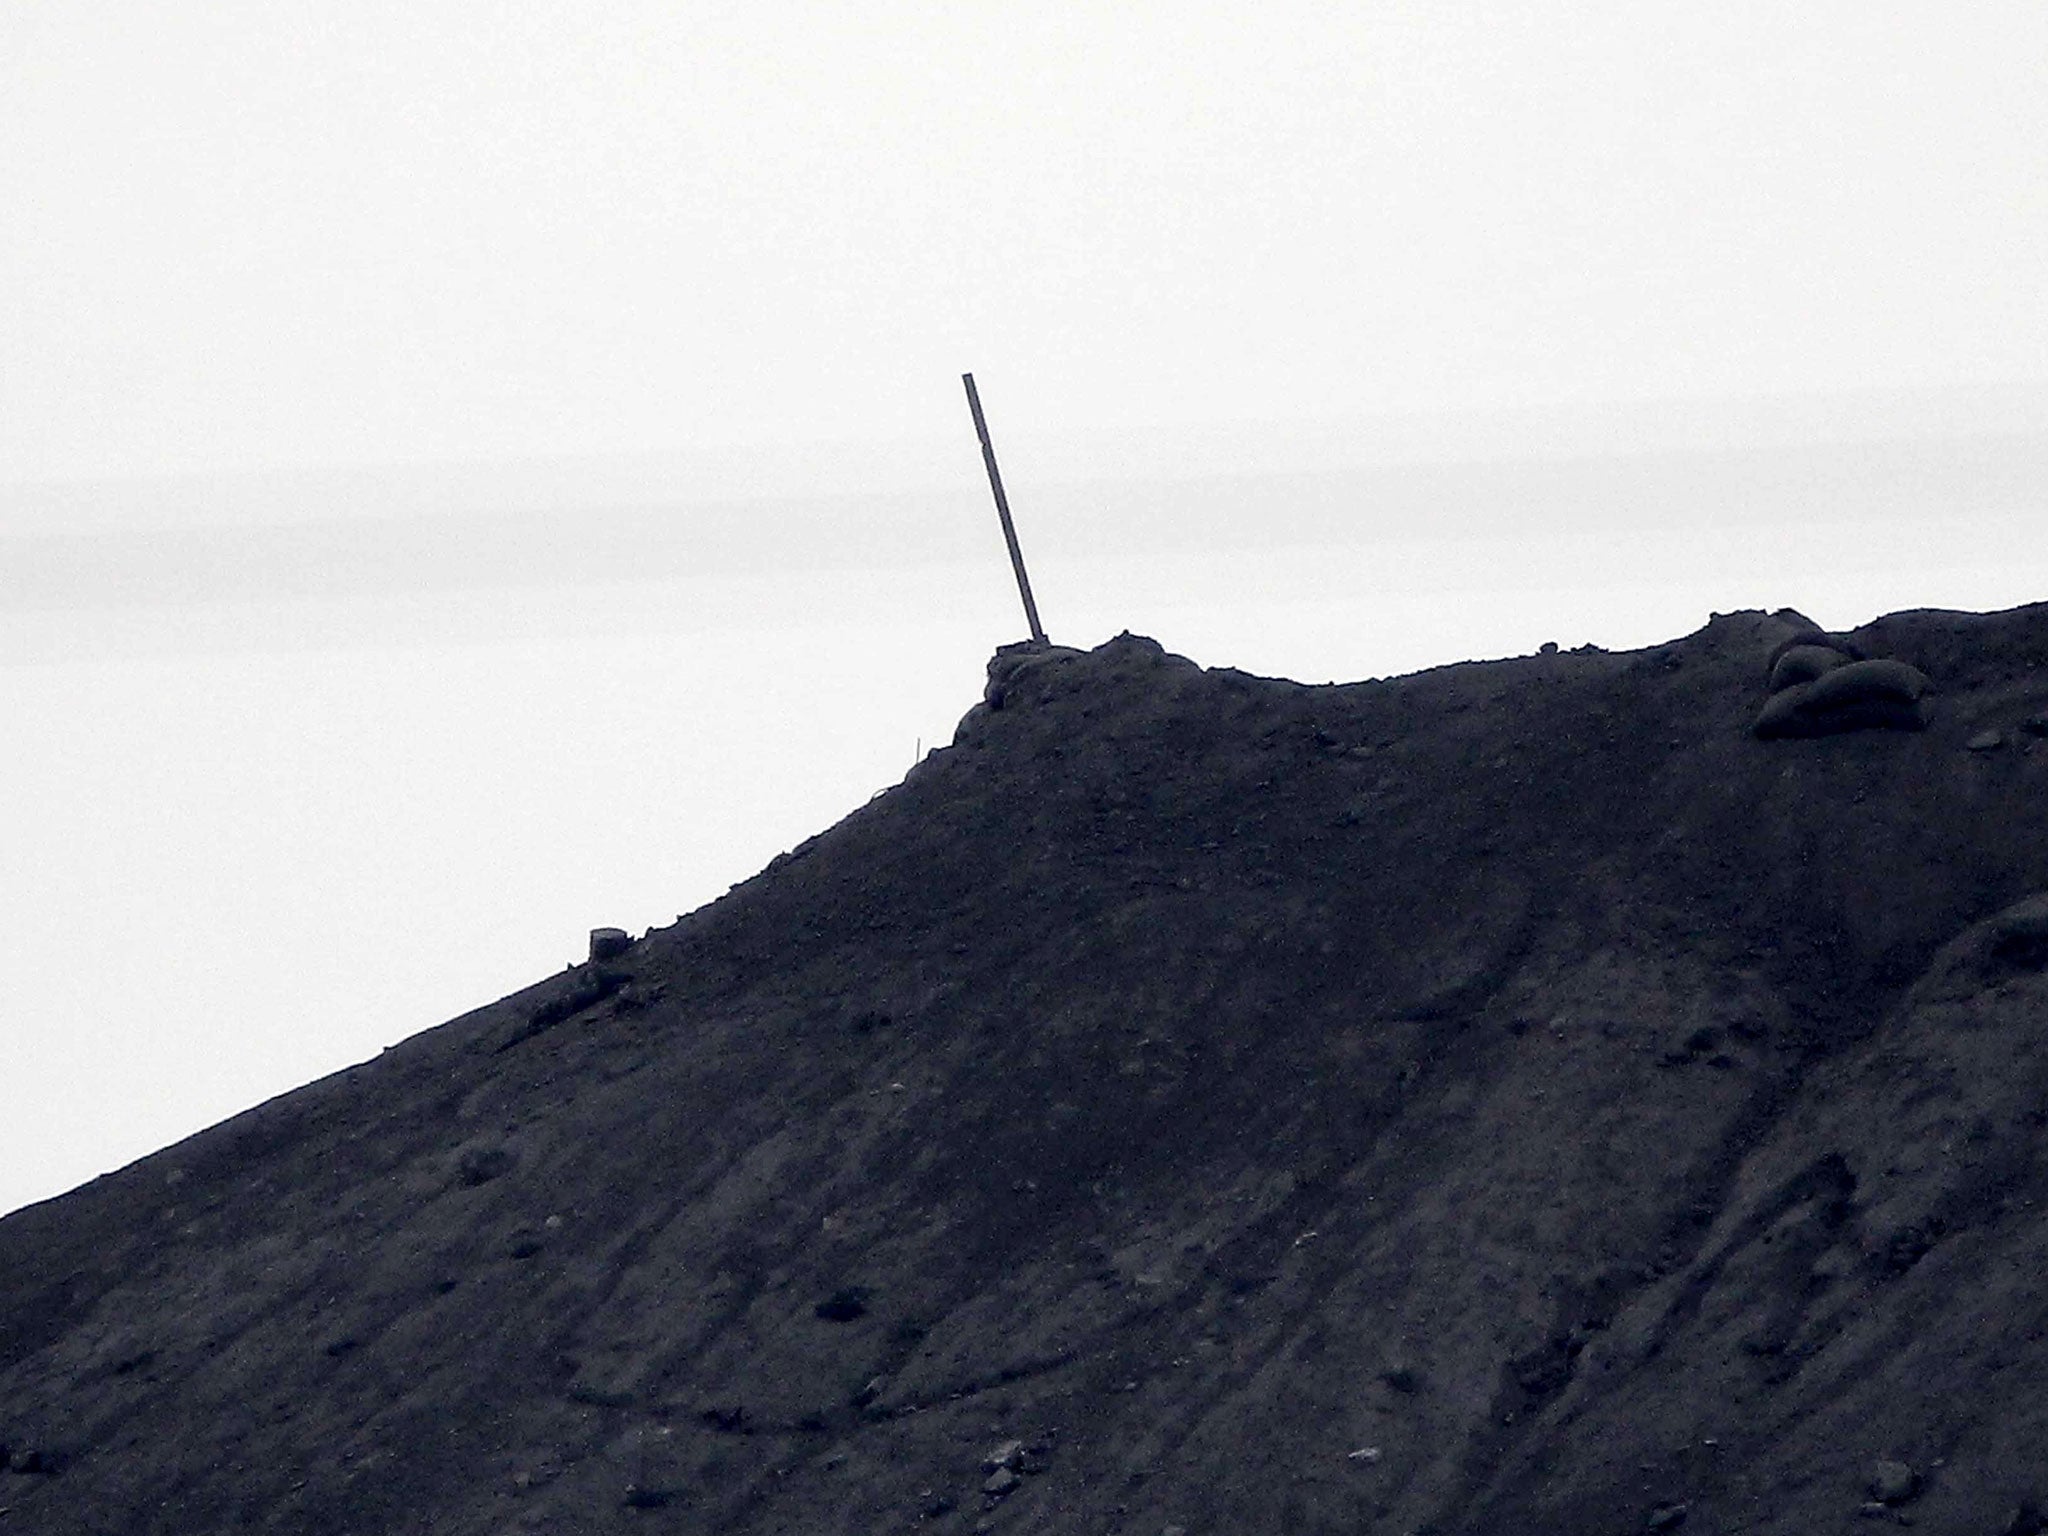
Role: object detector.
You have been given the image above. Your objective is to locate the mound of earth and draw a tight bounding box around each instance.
[5,603,2048,1536]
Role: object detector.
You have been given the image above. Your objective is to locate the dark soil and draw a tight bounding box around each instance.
[6,602,2048,1535]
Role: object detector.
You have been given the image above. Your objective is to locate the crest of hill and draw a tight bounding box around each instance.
[4,602,2048,1535]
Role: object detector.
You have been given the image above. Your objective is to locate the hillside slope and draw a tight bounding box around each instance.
[5,604,2048,1535]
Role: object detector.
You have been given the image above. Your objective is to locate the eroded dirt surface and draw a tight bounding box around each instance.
[6,603,2048,1534]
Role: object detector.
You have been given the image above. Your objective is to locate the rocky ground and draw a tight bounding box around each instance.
[5,602,2048,1535]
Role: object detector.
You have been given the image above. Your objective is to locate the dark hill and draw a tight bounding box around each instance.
[6,604,2048,1535]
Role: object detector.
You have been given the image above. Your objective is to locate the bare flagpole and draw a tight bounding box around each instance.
[962,372,1048,646]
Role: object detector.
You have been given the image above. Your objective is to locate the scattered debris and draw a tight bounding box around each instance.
[983,1467,1021,1498]
[983,1440,1025,1473]
[1868,1459,1920,1504]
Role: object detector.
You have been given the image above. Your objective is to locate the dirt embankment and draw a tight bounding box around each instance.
[4,603,2048,1536]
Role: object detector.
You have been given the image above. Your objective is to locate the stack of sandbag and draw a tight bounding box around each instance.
[1753,632,1933,739]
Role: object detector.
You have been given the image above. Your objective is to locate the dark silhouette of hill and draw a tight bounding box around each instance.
[5,603,2048,1535]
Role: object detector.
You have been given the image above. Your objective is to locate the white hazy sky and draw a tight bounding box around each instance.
[4,2,2046,1218]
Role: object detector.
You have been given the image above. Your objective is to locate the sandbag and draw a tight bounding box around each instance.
[1805,657,1929,710]
[1767,644,1850,693]
[1753,658,1932,739]
[1766,630,1867,674]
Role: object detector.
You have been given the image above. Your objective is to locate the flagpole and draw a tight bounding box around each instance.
[962,372,1047,646]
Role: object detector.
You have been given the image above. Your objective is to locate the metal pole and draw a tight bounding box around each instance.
[962,372,1047,646]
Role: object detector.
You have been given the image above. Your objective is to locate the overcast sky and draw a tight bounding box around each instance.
[4,2,2045,1218]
